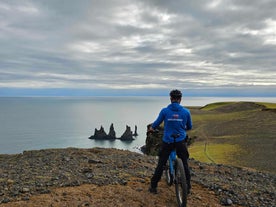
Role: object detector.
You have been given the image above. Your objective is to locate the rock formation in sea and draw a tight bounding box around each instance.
[89,124,137,141]
[89,124,115,140]
[120,125,134,141]
[133,125,138,136]
[108,123,116,139]
[89,126,108,140]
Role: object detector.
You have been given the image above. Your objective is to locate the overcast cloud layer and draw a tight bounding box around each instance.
[0,0,276,96]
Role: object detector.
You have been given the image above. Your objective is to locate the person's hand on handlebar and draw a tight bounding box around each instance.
[147,126,155,133]
[147,126,154,135]
[147,125,159,135]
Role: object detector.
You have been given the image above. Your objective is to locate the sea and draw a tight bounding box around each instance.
[0,96,275,154]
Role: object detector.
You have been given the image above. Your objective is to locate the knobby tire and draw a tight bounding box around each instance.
[165,161,173,186]
[175,158,187,207]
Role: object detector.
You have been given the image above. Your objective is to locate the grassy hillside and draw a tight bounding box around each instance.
[188,101,276,173]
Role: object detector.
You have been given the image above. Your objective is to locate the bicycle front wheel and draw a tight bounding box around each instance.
[175,158,187,207]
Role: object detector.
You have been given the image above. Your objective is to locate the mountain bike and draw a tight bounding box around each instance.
[164,135,187,207]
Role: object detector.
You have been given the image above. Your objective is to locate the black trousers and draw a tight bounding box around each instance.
[150,140,191,188]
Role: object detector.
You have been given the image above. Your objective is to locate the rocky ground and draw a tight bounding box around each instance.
[0,148,275,207]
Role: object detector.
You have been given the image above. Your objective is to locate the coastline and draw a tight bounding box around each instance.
[0,97,275,155]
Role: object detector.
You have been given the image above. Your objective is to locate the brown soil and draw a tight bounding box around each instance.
[0,179,241,207]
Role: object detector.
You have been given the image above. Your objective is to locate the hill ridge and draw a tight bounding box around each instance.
[186,101,276,173]
[201,101,266,113]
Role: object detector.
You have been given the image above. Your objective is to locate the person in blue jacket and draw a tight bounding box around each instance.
[148,89,192,194]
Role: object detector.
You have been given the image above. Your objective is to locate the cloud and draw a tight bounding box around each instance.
[0,0,275,96]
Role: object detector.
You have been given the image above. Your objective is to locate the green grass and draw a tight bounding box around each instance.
[257,102,276,109]
[200,102,234,111]
[187,101,276,173]
[189,142,240,165]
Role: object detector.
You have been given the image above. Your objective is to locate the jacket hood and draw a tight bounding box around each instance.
[168,102,182,111]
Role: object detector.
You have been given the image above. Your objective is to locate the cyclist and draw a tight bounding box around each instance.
[148,89,192,194]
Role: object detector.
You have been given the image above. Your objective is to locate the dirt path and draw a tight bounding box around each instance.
[0,179,242,207]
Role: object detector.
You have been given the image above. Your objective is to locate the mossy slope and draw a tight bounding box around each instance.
[189,101,276,173]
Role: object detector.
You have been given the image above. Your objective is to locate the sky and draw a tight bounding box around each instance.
[0,0,276,97]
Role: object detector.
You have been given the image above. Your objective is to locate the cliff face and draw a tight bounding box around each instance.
[142,125,164,155]
[0,148,275,207]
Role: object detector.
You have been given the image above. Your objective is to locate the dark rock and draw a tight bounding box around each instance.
[120,125,134,140]
[261,108,276,113]
[133,125,138,136]
[89,124,136,140]
[108,123,116,138]
[89,125,115,140]
[143,123,196,155]
[81,168,93,173]
[220,197,233,206]
[88,159,102,164]
[85,173,93,179]
[79,202,90,207]
[142,124,163,156]
[22,196,30,201]
[89,126,108,139]
[1,197,10,203]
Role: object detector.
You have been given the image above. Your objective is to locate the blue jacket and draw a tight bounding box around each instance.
[152,102,192,143]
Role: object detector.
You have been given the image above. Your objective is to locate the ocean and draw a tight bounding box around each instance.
[0,96,275,154]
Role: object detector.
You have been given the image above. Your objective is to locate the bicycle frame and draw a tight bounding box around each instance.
[165,140,188,207]
[168,150,177,178]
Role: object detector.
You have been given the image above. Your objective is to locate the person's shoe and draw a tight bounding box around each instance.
[187,183,191,195]
[148,186,157,194]
[187,187,191,195]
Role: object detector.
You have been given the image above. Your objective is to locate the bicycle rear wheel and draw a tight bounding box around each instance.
[175,158,187,207]
[165,161,173,186]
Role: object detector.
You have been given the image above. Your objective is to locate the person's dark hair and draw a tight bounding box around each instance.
[170,89,182,100]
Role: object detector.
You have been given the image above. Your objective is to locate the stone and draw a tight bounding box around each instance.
[220,197,233,206]
[1,198,10,203]
[226,198,233,205]
[22,187,30,193]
